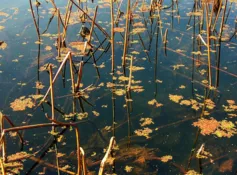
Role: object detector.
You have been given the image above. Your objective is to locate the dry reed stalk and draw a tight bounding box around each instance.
[219,0,227,39]
[122,0,131,67]
[0,114,23,144]
[62,0,73,39]
[49,65,55,121]
[0,113,6,163]
[205,3,212,86]
[111,0,115,72]
[29,156,76,175]
[80,147,87,175]
[98,137,116,175]
[163,28,168,55]
[69,0,110,39]
[57,9,61,59]
[209,1,215,27]
[75,62,84,92]
[88,6,98,44]
[39,52,71,106]
[127,56,133,91]
[197,34,207,46]
[29,0,40,40]
[49,0,66,30]
[212,0,222,31]
[0,158,5,175]
[68,52,76,115]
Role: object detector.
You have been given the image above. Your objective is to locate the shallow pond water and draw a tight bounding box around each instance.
[0,0,237,174]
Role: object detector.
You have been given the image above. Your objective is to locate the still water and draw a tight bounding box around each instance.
[0,0,237,174]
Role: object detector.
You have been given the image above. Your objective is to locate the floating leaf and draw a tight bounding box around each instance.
[148,99,163,108]
[193,118,219,135]
[140,118,154,127]
[124,165,133,173]
[160,155,172,162]
[134,127,152,139]
[10,96,35,111]
[169,94,183,103]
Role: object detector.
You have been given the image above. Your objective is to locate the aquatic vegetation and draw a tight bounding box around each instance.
[140,118,154,127]
[10,96,35,111]
[193,118,219,135]
[148,99,163,108]
[134,127,153,139]
[169,94,184,103]
[0,0,237,174]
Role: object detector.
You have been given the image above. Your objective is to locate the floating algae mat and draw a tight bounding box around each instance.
[0,0,237,174]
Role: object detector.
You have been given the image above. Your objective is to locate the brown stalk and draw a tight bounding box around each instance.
[57,9,61,58]
[29,0,40,40]
[88,6,98,44]
[62,0,73,39]
[0,158,5,175]
[163,28,168,55]
[69,52,76,113]
[219,0,227,39]
[49,65,55,122]
[98,137,116,175]
[205,3,212,86]
[69,0,110,39]
[39,52,71,106]
[80,147,87,175]
[111,0,115,73]
[75,62,84,92]
[122,0,131,67]
[127,56,133,91]
[0,113,6,163]
[212,0,223,31]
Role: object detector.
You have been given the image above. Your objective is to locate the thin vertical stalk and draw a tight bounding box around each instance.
[127,56,133,91]
[49,65,55,122]
[88,6,98,44]
[205,3,212,87]
[122,0,131,67]
[0,113,6,163]
[29,0,40,40]
[57,9,61,58]
[111,0,115,72]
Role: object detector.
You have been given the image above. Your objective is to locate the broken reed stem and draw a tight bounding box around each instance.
[57,9,61,58]
[163,28,168,55]
[205,3,212,87]
[29,0,40,40]
[49,65,55,126]
[88,6,98,44]
[111,0,115,73]
[75,62,83,92]
[209,2,214,27]
[39,52,71,106]
[98,137,116,175]
[1,115,24,144]
[219,0,227,39]
[80,147,87,175]
[127,56,133,91]
[122,0,131,67]
[212,0,223,31]
[62,0,73,39]
[69,0,110,39]
[0,114,6,163]
[0,158,5,175]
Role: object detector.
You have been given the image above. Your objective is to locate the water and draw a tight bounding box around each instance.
[0,0,237,174]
